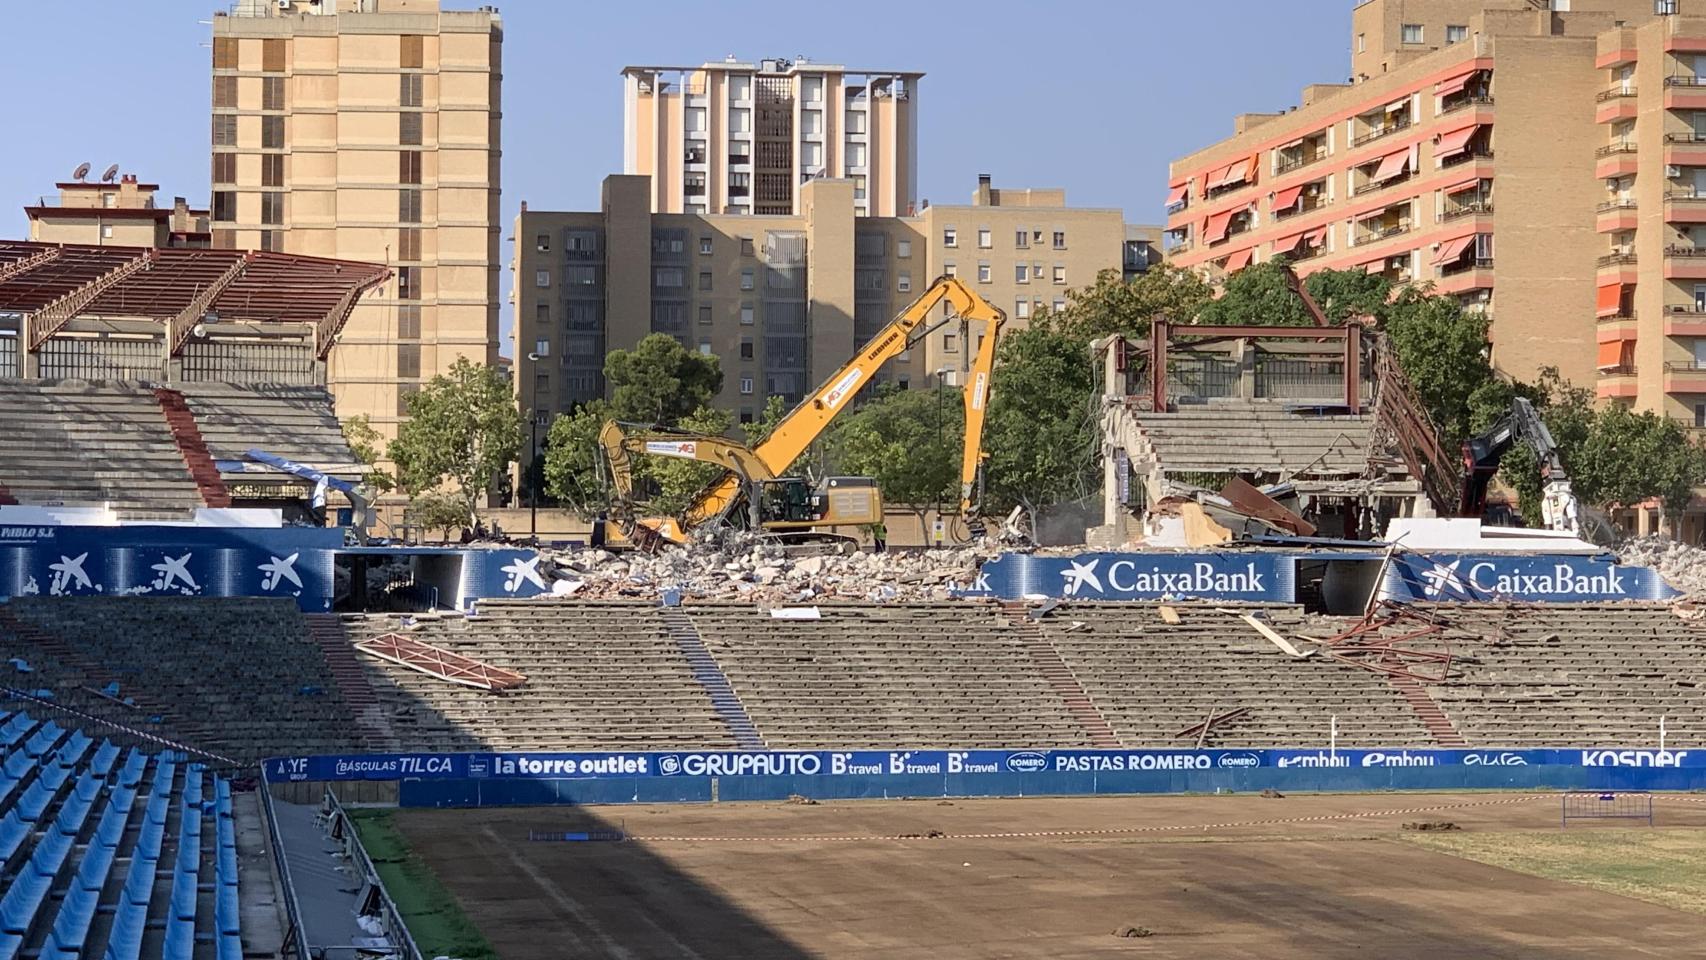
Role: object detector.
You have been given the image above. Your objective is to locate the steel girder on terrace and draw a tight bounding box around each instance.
[354,633,529,691]
[0,240,390,359]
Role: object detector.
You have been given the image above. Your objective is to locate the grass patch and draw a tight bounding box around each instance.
[1402,827,1706,915]
[348,808,500,960]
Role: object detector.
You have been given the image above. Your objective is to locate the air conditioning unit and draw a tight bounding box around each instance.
[1668,165,1683,178]
[278,0,292,8]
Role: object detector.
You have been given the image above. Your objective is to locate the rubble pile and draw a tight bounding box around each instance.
[535,537,998,603]
[1617,535,1706,598]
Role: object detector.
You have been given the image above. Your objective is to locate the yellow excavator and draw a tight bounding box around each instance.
[596,275,1006,547]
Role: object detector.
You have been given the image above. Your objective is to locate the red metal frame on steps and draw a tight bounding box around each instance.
[354,632,527,691]
[152,388,232,508]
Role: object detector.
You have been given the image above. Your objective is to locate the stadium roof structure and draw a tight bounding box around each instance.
[0,240,390,359]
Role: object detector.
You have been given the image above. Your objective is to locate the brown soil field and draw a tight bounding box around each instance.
[397,792,1706,959]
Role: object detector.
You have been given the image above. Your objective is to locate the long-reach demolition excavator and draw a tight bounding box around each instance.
[597,275,1006,547]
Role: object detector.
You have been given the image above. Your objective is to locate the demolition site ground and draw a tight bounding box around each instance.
[392,792,1706,959]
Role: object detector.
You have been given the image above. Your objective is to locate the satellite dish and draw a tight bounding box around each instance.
[100,164,120,183]
[71,162,91,181]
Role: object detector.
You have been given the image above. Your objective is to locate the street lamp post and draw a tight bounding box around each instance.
[526,351,541,539]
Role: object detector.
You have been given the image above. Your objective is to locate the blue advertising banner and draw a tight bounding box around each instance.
[0,525,342,612]
[1382,552,1679,603]
[957,552,1296,602]
[459,548,551,605]
[264,746,1706,784]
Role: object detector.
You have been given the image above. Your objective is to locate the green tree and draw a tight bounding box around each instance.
[1046,264,1213,342]
[743,394,791,446]
[825,385,964,525]
[387,357,522,529]
[406,490,468,542]
[541,401,613,519]
[1305,266,1393,325]
[604,334,723,425]
[1196,260,1323,328]
[340,414,395,493]
[641,405,735,516]
[981,323,1099,517]
[1380,287,1498,446]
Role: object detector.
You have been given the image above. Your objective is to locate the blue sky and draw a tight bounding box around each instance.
[0,0,1352,343]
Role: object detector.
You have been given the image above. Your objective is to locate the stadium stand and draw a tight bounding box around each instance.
[3,598,362,761]
[1418,603,1706,747]
[176,382,365,480]
[0,708,238,960]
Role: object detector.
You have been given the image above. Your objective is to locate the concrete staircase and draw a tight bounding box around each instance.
[306,614,399,750]
[661,608,766,750]
[1000,601,1124,749]
[1386,672,1467,747]
[154,388,231,508]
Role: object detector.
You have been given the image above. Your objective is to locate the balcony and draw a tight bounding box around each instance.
[1666,244,1706,257]
[1666,132,1706,143]
[1597,199,1637,213]
[1665,306,1706,336]
[1666,245,1706,279]
[1597,252,1638,267]
[1275,150,1328,174]
[1665,76,1706,87]
[1595,85,1637,102]
[1440,147,1495,169]
[729,152,752,166]
[1351,116,1412,148]
[1353,221,1412,245]
[1440,256,1494,278]
[1442,200,1493,222]
[1664,190,1706,225]
[1353,170,1414,196]
[684,147,707,165]
[1440,95,1494,117]
[1664,361,1706,393]
[1594,141,1639,157]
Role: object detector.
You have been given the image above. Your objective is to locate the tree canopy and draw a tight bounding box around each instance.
[387,358,522,528]
[604,333,723,425]
[981,321,1100,516]
[824,384,964,519]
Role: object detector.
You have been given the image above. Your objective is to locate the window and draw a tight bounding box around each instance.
[399,151,422,185]
[944,333,959,353]
[398,188,422,223]
[740,269,755,290]
[262,154,284,187]
[699,304,712,325]
[699,271,713,291]
[1356,33,1365,54]
[399,227,421,261]
[101,224,113,240]
[801,142,823,168]
[262,38,285,72]
[686,107,706,132]
[978,262,992,283]
[399,304,421,339]
[565,265,595,286]
[213,76,236,109]
[261,192,282,225]
[803,76,824,102]
[698,339,713,356]
[1015,229,1029,248]
[978,228,992,248]
[1032,263,1044,279]
[1053,298,1066,314]
[400,34,424,69]
[740,237,755,256]
[212,115,236,147]
[801,110,822,134]
[1446,24,1468,43]
[740,377,754,395]
[1401,23,1423,44]
[897,239,911,259]
[535,270,550,288]
[212,191,235,222]
[212,153,236,184]
[730,109,751,133]
[845,110,867,133]
[741,303,754,325]
[213,36,237,70]
[740,338,755,360]
[400,113,422,146]
[846,142,867,167]
[700,236,713,255]
[1053,265,1066,284]
[1052,230,1067,249]
[740,407,754,424]
[654,267,684,288]
[1015,299,1031,319]
[898,272,911,293]
[262,116,284,149]
[400,74,422,108]
[943,227,957,247]
[535,303,550,326]
[944,262,957,278]
[534,338,550,358]
[852,175,867,200]
[1015,264,1029,284]
[536,234,550,252]
[397,343,421,380]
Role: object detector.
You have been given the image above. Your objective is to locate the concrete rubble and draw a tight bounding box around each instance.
[1616,535,1706,599]
[533,535,1002,604]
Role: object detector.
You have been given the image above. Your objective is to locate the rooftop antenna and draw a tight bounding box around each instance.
[71,162,91,182]
[100,164,120,183]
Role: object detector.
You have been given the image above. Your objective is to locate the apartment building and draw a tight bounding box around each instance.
[25,172,210,248]
[1166,0,1694,394]
[513,175,1153,476]
[622,58,921,218]
[210,0,502,436]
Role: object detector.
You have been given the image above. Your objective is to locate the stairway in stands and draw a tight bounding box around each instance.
[306,614,399,751]
[153,387,232,508]
[661,608,767,750]
[1000,602,1124,749]
[1386,672,1468,747]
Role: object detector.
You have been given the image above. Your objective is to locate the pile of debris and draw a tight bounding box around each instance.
[534,536,997,604]
[1616,535,1706,598]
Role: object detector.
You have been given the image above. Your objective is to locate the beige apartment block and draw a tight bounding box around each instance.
[211,0,502,436]
[622,58,921,218]
[26,173,209,248]
[1350,0,1663,81]
[1167,2,1706,394]
[512,175,1156,477]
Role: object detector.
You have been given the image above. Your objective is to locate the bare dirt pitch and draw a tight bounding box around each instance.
[396,792,1706,959]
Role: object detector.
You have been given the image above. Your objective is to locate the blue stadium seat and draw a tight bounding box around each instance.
[16,779,54,822]
[44,879,100,959]
[0,932,22,960]
[2,750,30,780]
[162,917,195,960]
[182,768,203,808]
[101,897,146,960]
[117,750,146,788]
[0,811,30,863]
[217,932,242,960]
[23,721,61,758]
[53,731,90,769]
[176,807,202,876]
[93,799,129,849]
[89,740,120,777]
[0,713,31,749]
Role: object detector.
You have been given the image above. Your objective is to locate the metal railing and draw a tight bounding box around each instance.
[1353,170,1414,196]
[1666,244,1706,257]
[1665,361,1706,372]
[1600,363,1638,376]
[324,789,425,960]
[1596,199,1637,212]
[1276,150,1328,174]
[1665,132,1706,142]
[259,770,312,960]
[1665,75,1706,87]
[1354,222,1412,244]
[1439,95,1494,116]
[1440,148,1495,168]
[1595,141,1638,157]
[1669,303,1706,314]
[1665,190,1706,201]
[1351,116,1412,147]
[1440,257,1493,277]
[1596,86,1637,102]
[1596,252,1638,266]
[1443,201,1493,221]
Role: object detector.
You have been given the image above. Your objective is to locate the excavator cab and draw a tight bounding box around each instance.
[750,476,883,537]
